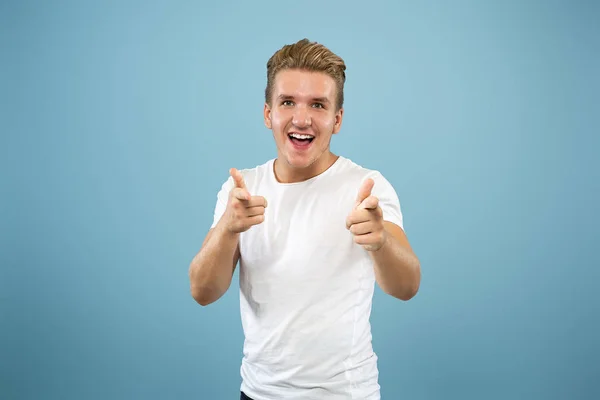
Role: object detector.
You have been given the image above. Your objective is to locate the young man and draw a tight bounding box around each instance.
[189,39,421,400]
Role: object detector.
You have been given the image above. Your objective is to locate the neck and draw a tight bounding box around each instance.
[274,152,339,183]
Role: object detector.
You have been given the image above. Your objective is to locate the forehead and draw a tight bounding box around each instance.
[273,69,336,98]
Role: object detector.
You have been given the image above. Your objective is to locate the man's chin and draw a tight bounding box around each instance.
[285,155,315,169]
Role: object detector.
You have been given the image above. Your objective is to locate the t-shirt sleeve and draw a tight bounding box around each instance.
[371,171,404,230]
[210,176,235,229]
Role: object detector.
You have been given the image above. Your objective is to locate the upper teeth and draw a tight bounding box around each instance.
[290,133,313,139]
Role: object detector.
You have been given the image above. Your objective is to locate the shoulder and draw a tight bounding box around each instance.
[238,159,274,191]
[336,156,395,190]
[216,159,274,193]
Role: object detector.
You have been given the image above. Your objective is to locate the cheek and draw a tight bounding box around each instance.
[315,115,336,132]
[270,111,288,131]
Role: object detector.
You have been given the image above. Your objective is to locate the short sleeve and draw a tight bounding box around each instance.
[371,172,404,230]
[210,176,235,229]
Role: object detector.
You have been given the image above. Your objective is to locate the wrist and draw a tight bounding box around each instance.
[215,219,241,240]
[369,228,390,253]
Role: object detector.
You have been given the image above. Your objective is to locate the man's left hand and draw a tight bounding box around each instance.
[346,178,387,252]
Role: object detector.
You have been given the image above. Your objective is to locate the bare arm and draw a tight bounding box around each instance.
[347,177,421,301]
[188,221,241,306]
[188,168,266,306]
[370,222,421,300]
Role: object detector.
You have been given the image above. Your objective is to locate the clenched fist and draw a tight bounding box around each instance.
[222,168,267,234]
[346,178,387,252]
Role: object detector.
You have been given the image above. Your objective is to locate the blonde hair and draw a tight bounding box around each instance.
[265,38,347,110]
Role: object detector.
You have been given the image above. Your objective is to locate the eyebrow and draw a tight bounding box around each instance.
[277,94,331,104]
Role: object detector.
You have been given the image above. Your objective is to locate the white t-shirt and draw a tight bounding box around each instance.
[211,156,404,400]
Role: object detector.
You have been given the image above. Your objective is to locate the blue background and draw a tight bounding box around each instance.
[2,0,599,399]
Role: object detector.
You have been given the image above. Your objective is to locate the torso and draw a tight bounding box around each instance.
[211,155,403,399]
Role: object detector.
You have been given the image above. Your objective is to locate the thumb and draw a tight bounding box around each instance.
[355,178,374,207]
[230,168,247,190]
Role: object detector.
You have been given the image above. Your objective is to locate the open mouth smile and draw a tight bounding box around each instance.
[288,132,315,149]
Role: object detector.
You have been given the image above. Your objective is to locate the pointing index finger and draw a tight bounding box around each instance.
[230,168,247,190]
[360,195,379,210]
[355,178,374,206]
[232,188,250,201]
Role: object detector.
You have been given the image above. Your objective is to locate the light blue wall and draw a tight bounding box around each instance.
[2,1,598,399]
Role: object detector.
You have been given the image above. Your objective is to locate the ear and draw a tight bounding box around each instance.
[332,107,344,134]
[264,103,272,129]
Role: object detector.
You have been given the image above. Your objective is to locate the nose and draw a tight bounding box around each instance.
[292,105,311,128]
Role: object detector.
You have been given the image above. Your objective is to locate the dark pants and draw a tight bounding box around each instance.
[240,391,253,400]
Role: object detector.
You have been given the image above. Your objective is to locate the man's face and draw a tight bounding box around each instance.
[264,69,343,171]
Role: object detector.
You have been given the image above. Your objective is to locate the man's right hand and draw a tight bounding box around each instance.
[222,168,267,233]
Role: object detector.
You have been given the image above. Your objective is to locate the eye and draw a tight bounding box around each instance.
[282,100,294,106]
[312,103,324,109]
